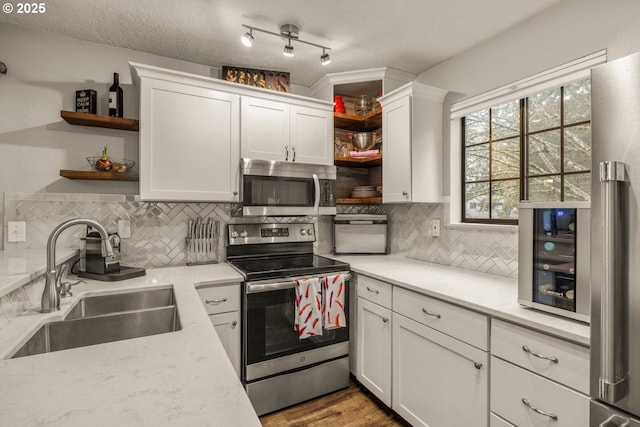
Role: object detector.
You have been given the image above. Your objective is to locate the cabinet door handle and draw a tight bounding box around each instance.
[284,145,289,161]
[522,345,559,363]
[233,191,238,196]
[366,286,379,295]
[473,362,483,369]
[205,297,228,304]
[421,307,441,318]
[231,320,238,327]
[292,146,296,162]
[402,191,408,197]
[382,317,389,323]
[521,398,558,421]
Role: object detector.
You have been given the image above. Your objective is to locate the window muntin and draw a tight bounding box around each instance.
[462,78,591,224]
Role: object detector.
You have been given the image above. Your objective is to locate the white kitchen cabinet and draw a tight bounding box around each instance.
[379,82,447,203]
[210,311,241,378]
[241,97,333,165]
[356,297,392,406]
[197,283,241,379]
[135,71,240,202]
[392,312,489,427]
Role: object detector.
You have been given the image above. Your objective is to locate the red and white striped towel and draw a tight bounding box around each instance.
[323,274,346,330]
[294,277,324,339]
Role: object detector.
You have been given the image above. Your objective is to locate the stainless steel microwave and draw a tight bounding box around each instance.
[240,158,337,216]
[518,202,590,323]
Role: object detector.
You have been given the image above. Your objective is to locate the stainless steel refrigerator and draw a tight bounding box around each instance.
[590,51,640,426]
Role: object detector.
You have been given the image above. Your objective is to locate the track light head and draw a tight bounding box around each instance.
[283,40,294,57]
[241,29,254,47]
[320,49,331,65]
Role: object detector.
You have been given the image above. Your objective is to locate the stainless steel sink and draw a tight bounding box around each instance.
[12,288,181,359]
[65,287,176,320]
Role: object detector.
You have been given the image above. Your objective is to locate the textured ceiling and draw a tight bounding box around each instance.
[0,0,562,87]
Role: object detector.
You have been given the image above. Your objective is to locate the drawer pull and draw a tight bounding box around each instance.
[421,307,441,319]
[205,297,228,304]
[521,398,558,421]
[522,345,559,363]
[366,286,380,295]
[382,317,389,323]
[600,414,631,427]
[473,362,482,370]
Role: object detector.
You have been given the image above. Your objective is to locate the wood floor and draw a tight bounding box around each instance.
[259,378,411,427]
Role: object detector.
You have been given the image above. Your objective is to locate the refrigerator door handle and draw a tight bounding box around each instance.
[599,161,628,403]
[599,414,631,427]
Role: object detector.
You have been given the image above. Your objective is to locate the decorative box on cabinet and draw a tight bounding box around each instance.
[379,81,447,203]
[131,63,240,202]
[392,287,489,427]
[197,283,242,378]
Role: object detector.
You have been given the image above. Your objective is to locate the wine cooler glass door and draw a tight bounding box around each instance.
[532,208,578,312]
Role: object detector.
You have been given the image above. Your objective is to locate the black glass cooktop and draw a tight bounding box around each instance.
[228,254,349,282]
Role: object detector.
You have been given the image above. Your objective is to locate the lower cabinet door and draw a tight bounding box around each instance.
[392,313,489,427]
[356,297,392,406]
[210,311,241,378]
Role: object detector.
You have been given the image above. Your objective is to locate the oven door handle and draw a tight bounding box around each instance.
[246,272,352,294]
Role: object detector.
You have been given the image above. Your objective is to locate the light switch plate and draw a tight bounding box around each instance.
[431,219,440,237]
[7,221,27,242]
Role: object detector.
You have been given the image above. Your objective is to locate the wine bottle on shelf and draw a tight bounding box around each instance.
[108,72,124,117]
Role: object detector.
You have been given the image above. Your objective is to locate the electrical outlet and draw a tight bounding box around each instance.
[118,219,131,238]
[7,221,26,242]
[431,219,440,237]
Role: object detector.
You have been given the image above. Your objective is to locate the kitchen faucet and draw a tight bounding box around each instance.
[41,218,115,313]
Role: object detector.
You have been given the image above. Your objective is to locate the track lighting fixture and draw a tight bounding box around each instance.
[320,49,331,65]
[240,24,332,65]
[241,29,254,47]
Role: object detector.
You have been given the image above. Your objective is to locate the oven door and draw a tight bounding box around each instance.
[240,158,336,216]
[243,273,350,380]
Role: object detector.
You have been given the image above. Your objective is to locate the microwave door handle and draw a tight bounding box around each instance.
[313,173,320,213]
[599,160,627,403]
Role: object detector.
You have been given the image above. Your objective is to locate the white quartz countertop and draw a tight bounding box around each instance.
[0,263,261,427]
[332,254,590,346]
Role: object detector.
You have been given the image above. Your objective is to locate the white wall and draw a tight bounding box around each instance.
[414,0,640,196]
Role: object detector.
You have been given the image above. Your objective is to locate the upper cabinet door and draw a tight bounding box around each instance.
[290,105,334,165]
[240,97,291,162]
[382,95,412,202]
[139,78,240,201]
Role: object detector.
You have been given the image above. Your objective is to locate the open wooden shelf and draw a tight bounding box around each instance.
[60,110,139,132]
[334,109,382,132]
[60,170,139,181]
[334,154,382,168]
[336,197,382,204]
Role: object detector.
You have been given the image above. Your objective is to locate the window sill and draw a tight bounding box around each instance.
[447,222,518,233]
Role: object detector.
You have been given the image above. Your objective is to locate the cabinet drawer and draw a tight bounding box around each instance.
[197,283,240,314]
[357,275,392,309]
[393,286,488,350]
[491,319,589,394]
[491,356,589,427]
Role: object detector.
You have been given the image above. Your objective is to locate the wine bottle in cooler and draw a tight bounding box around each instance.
[108,72,123,117]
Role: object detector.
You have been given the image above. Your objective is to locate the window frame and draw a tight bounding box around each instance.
[448,50,606,229]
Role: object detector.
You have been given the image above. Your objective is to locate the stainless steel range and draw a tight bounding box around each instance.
[226,223,351,416]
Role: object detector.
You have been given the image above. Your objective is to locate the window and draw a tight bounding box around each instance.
[462,78,591,224]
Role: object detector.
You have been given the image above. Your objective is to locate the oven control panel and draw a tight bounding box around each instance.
[228,223,315,245]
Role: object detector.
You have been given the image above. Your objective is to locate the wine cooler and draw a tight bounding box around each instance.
[518,202,591,323]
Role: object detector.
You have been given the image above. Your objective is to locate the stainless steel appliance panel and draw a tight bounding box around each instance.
[591,51,640,422]
[334,214,387,254]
